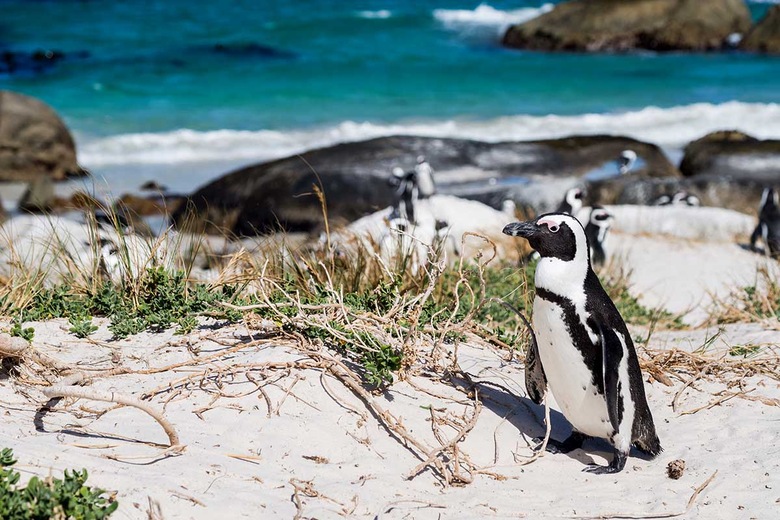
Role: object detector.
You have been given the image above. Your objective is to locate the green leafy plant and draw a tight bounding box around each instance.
[0,447,118,519]
[68,316,99,339]
[729,344,762,357]
[9,315,34,342]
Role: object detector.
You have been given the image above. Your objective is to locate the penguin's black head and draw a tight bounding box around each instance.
[588,205,613,229]
[503,213,583,261]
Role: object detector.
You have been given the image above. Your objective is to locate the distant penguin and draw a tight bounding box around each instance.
[671,191,700,207]
[555,188,584,216]
[584,205,614,268]
[618,150,637,175]
[750,187,780,256]
[502,213,662,473]
[652,194,672,206]
[653,191,700,207]
[389,166,418,224]
[502,199,517,218]
[414,155,436,199]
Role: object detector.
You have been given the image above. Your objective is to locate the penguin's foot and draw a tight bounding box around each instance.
[582,451,627,474]
[534,431,587,454]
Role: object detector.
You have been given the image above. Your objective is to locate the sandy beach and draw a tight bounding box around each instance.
[1,204,778,520]
[2,2,779,518]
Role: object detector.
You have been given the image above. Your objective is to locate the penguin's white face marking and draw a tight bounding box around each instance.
[589,208,613,244]
[531,213,589,283]
[760,187,779,213]
[537,215,561,233]
[504,213,593,340]
[565,188,583,214]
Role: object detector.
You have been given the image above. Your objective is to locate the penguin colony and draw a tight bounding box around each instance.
[503,213,662,473]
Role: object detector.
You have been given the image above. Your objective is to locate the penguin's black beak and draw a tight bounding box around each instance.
[502,221,537,238]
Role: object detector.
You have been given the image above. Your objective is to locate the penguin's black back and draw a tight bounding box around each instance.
[582,269,662,456]
[760,189,780,254]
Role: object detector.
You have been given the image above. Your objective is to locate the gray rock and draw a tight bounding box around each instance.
[615,176,767,216]
[680,130,780,181]
[0,90,87,182]
[172,135,678,236]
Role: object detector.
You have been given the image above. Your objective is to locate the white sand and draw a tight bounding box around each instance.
[1,204,779,519]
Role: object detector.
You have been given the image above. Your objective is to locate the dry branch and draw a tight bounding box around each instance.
[42,377,182,448]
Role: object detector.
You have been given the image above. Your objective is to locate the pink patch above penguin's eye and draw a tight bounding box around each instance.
[537,217,560,233]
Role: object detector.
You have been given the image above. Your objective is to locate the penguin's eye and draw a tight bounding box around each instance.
[548,224,560,233]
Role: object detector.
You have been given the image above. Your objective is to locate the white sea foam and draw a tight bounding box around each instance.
[356,9,392,19]
[77,102,780,171]
[433,3,553,37]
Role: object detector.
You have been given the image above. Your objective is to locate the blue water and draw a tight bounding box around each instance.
[1,0,779,193]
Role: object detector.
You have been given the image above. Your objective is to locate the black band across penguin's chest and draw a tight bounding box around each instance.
[535,287,604,395]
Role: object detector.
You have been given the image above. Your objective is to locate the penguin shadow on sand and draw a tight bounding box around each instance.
[453,372,653,468]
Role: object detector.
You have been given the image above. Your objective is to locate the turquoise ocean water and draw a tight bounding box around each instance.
[1,0,779,194]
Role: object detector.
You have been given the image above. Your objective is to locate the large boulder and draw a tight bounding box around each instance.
[680,130,780,180]
[173,135,678,236]
[741,5,780,54]
[503,0,751,52]
[651,130,780,215]
[0,90,87,182]
[611,176,768,215]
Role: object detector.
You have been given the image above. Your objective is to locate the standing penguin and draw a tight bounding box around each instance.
[618,150,637,175]
[389,166,418,224]
[584,205,614,268]
[502,213,661,474]
[555,187,584,216]
[414,155,436,199]
[750,187,780,256]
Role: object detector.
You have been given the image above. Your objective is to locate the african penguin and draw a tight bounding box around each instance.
[672,191,700,207]
[502,213,661,474]
[750,187,780,257]
[389,166,418,224]
[555,188,584,216]
[652,191,700,207]
[584,206,613,268]
[414,155,436,199]
[618,150,637,175]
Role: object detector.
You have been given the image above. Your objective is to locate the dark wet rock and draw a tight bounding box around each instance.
[0,49,89,76]
[615,176,769,216]
[680,130,780,180]
[173,135,678,236]
[503,0,751,52]
[0,90,88,181]
[199,42,296,60]
[140,180,168,192]
[741,6,780,54]
[49,191,103,213]
[117,193,184,217]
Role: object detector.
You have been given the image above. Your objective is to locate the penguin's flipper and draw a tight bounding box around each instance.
[525,338,547,405]
[596,322,624,433]
[750,224,761,251]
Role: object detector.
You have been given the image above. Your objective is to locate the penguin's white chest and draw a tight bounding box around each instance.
[533,297,613,438]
